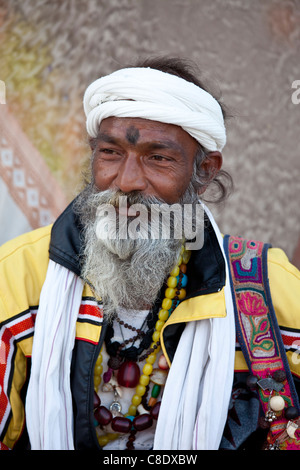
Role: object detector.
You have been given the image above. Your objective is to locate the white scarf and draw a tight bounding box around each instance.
[83,67,226,152]
[25,262,83,450]
[25,206,235,450]
[153,205,235,450]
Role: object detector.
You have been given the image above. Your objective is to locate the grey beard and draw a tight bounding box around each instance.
[74,186,201,321]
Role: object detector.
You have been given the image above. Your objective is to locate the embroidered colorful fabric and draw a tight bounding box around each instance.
[225,235,300,450]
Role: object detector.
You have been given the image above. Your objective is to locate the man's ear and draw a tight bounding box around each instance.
[197,151,223,195]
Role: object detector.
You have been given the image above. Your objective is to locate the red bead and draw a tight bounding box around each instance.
[111,416,132,433]
[150,401,161,420]
[93,391,101,409]
[94,406,112,425]
[117,361,140,388]
[133,414,153,431]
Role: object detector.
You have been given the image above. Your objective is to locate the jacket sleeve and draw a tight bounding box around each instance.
[0,225,51,449]
[0,305,30,449]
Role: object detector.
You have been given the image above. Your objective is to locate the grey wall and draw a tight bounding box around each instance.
[2,0,300,261]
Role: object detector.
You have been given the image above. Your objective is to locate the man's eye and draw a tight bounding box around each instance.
[99,148,119,156]
[150,155,170,161]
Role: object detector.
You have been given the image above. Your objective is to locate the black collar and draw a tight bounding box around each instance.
[49,198,225,299]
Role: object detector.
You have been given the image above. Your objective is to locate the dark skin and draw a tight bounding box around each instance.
[92,117,222,205]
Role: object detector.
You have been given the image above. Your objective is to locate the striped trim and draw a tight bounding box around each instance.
[0,297,102,440]
[0,309,36,437]
[75,336,99,346]
[236,327,300,353]
[0,441,9,450]
[77,297,103,325]
[280,326,300,352]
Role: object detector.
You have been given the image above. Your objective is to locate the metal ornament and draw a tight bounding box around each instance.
[257,377,284,392]
[265,392,278,423]
[109,400,122,415]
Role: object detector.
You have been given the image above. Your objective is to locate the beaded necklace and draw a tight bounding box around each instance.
[104,308,157,371]
[93,244,191,449]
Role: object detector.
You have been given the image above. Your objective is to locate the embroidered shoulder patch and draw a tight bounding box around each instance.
[225,235,300,450]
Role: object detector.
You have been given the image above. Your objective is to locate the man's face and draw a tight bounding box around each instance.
[92,117,199,205]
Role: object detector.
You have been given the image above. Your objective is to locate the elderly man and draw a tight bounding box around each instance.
[0,57,300,452]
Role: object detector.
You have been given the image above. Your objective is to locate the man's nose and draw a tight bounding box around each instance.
[115,154,148,193]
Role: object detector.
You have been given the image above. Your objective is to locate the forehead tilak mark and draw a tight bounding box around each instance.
[126,126,140,145]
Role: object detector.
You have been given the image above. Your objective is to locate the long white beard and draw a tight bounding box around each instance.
[75,187,202,321]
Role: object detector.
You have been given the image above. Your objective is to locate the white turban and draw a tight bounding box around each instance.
[83,67,226,152]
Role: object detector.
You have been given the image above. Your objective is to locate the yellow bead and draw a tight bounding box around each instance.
[167,276,177,288]
[139,374,150,386]
[177,255,182,266]
[155,320,165,332]
[94,375,101,387]
[98,435,109,447]
[94,364,103,376]
[177,288,186,300]
[107,433,119,441]
[165,287,176,299]
[170,266,180,277]
[150,342,161,353]
[96,354,103,365]
[128,404,137,416]
[182,250,191,264]
[158,309,169,321]
[162,298,172,310]
[136,384,146,396]
[131,394,142,406]
[146,353,157,365]
[152,330,160,343]
[143,363,153,376]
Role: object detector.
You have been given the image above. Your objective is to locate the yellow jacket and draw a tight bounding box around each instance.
[0,208,300,450]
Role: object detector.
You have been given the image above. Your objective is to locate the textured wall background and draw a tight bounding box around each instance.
[0,0,299,263]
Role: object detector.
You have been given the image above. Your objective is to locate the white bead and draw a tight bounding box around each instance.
[150,368,168,385]
[137,404,150,415]
[269,395,285,411]
[287,421,299,439]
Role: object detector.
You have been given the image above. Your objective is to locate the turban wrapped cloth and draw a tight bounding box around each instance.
[83,67,226,152]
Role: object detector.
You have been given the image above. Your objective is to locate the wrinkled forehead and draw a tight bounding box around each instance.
[97,116,199,154]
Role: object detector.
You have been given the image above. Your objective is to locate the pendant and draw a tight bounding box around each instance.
[265,409,277,423]
[286,420,299,439]
[109,386,123,417]
[117,360,140,388]
[110,400,122,415]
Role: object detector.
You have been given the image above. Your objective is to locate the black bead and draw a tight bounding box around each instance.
[108,356,122,370]
[246,374,258,389]
[272,370,286,383]
[258,416,270,430]
[285,406,299,420]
